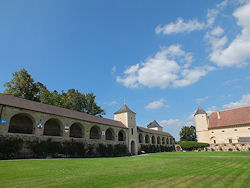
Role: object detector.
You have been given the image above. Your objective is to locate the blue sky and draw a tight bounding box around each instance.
[0,0,249,140]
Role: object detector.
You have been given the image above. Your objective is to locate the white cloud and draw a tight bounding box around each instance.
[111,66,117,74]
[206,105,218,115]
[145,99,168,110]
[104,101,118,106]
[117,45,215,89]
[196,96,210,104]
[159,114,195,141]
[156,0,229,35]
[155,17,205,35]
[209,2,250,67]
[223,94,250,108]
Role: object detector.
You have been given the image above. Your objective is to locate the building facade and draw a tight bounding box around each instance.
[0,94,174,155]
[194,105,250,151]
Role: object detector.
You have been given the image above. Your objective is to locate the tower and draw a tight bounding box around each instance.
[114,104,138,154]
[194,105,210,143]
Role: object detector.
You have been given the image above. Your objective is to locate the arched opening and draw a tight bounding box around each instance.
[131,140,135,155]
[157,136,161,145]
[139,133,143,143]
[8,113,34,134]
[70,123,83,138]
[43,118,62,136]
[118,130,126,141]
[145,135,150,143]
[167,137,169,144]
[90,126,101,139]
[152,136,156,144]
[105,128,115,141]
[162,137,165,144]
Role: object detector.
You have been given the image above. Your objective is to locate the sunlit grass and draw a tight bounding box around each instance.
[0,152,249,188]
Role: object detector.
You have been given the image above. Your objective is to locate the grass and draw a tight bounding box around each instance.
[0,152,250,188]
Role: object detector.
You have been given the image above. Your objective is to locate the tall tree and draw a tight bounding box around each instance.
[83,93,105,117]
[4,69,43,101]
[179,125,197,141]
[4,69,105,117]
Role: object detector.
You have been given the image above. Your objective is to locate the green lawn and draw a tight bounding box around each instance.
[0,152,250,188]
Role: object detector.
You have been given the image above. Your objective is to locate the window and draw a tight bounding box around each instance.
[213,140,216,144]
[211,131,214,133]
[248,128,250,130]
[222,130,225,132]
[131,128,134,135]
[234,129,238,131]
[229,139,232,144]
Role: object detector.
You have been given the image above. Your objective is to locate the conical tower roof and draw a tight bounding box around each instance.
[147,120,163,128]
[194,105,207,116]
[114,104,136,114]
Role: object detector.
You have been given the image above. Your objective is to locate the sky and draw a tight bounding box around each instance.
[0,0,250,140]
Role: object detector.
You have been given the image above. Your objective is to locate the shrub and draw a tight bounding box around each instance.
[177,141,209,151]
[236,147,240,151]
[219,147,223,151]
[248,148,250,151]
[140,144,173,153]
[61,141,86,157]
[0,137,23,159]
[114,144,128,156]
[228,148,233,151]
[211,148,215,151]
[28,139,62,158]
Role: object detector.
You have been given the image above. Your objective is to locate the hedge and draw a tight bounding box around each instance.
[178,141,209,151]
[0,137,23,159]
[139,144,174,154]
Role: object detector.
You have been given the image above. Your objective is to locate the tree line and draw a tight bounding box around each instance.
[3,69,105,117]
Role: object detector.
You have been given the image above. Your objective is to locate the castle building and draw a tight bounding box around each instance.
[194,105,250,150]
[0,94,174,155]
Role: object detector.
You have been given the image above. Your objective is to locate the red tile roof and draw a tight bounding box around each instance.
[0,94,126,128]
[208,106,250,129]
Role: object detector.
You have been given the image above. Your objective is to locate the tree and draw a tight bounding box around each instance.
[179,125,197,141]
[4,69,105,117]
[83,93,105,117]
[4,69,44,102]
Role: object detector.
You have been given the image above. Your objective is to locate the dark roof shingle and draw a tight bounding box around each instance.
[114,104,135,114]
[137,126,172,137]
[147,120,163,128]
[0,94,126,128]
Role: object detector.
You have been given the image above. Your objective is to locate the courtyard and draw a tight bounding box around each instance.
[0,152,250,188]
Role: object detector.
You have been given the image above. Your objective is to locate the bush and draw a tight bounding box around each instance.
[211,148,215,151]
[96,144,128,157]
[177,141,209,151]
[0,137,23,159]
[28,139,62,158]
[61,141,86,157]
[219,147,223,151]
[248,148,250,151]
[139,144,173,153]
[228,148,233,151]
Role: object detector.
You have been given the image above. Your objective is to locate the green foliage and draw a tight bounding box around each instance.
[179,125,197,141]
[61,142,86,157]
[0,137,23,159]
[228,148,233,151]
[96,144,128,157]
[4,69,105,117]
[219,147,223,151]
[139,144,174,153]
[177,141,209,151]
[28,139,62,158]
[4,69,45,101]
[28,139,87,158]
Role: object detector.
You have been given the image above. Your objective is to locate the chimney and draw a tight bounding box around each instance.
[216,110,220,119]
